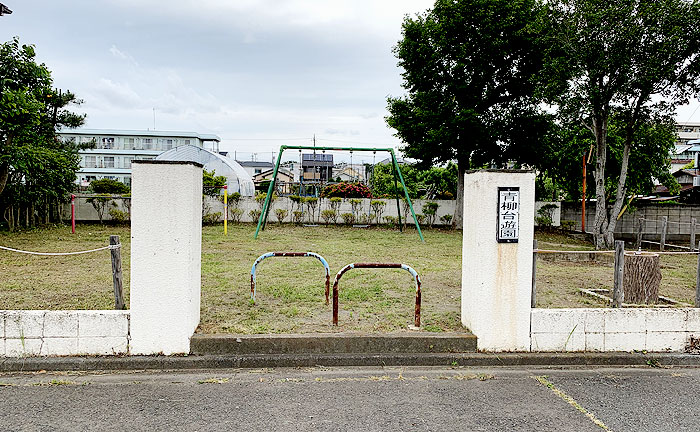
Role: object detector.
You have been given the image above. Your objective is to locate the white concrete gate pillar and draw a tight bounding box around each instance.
[130,160,203,355]
[461,170,535,351]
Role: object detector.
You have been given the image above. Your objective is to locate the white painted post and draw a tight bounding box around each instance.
[129,161,203,355]
[461,170,535,351]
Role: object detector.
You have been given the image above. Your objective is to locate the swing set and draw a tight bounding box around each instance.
[254,145,424,242]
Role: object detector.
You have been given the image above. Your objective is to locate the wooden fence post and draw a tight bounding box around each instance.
[660,216,668,252]
[634,218,643,250]
[696,241,700,308]
[691,218,697,252]
[110,235,125,310]
[613,240,625,308]
[531,239,537,308]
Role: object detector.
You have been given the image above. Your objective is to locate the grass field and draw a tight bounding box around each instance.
[1,224,698,334]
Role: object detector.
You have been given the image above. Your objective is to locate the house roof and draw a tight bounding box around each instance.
[237,160,274,168]
[253,168,293,180]
[59,128,220,141]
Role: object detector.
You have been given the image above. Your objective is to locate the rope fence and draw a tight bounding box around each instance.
[0,244,119,256]
[532,241,700,309]
[0,236,126,310]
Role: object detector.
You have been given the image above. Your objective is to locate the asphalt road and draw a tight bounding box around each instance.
[0,366,698,431]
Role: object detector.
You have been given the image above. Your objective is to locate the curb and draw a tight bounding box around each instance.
[2,352,700,372]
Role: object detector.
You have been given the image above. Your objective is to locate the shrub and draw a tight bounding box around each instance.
[249,209,262,222]
[303,197,318,223]
[370,200,386,224]
[275,208,288,224]
[440,214,453,227]
[87,194,115,224]
[230,208,243,223]
[536,203,558,227]
[321,182,371,198]
[89,178,130,195]
[384,215,398,228]
[227,192,242,208]
[289,195,302,211]
[340,212,355,225]
[561,220,576,231]
[321,209,337,225]
[329,197,342,211]
[292,210,305,224]
[423,202,440,227]
[203,211,222,224]
[109,208,129,224]
[416,214,426,226]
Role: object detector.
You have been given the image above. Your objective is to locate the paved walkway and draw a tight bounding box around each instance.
[0,366,697,431]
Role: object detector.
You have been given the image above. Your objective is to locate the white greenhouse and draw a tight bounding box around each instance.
[156,145,255,196]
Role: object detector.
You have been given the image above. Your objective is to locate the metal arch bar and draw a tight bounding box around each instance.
[332,262,422,328]
[250,252,331,304]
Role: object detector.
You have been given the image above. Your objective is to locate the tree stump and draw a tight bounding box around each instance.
[623,252,661,304]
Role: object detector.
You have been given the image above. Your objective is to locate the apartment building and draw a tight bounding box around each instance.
[58,129,220,186]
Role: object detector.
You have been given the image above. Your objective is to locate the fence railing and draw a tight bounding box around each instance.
[532,240,700,309]
[0,235,125,310]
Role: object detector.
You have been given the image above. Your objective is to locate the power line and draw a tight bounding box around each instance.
[684,101,700,124]
[220,137,311,141]
[316,137,399,147]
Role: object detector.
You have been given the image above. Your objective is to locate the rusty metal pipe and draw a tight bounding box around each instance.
[332,263,422,328]
[250,252,331,304]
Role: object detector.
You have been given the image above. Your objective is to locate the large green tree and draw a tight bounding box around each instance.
[535,112,678,202]
[545,0,700,248]
[386,0,552,226]
[0,37,86,229]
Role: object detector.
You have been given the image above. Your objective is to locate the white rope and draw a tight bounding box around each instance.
[0,244,119,256]
[535,248,699,256]
[534,249,613,254]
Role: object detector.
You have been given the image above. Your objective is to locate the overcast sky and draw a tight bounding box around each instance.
[2,0,699,162]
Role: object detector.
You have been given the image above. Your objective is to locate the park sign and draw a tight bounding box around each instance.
[497,187,519,243]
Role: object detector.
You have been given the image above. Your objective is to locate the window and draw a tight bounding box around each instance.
[143,138,153,150]
[124,157,133,168]
[255,169,262,174]
[104,156,115,168]
[184,139,191,145]
[124,137,135,150]
[84,156,96,168]
[124,176,131,187]
[164,139,174,150]
[82,136,95,144]
[102,137,115,149]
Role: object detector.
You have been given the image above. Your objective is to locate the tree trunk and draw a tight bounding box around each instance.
[623,252,661,304]
[606,138,632,246]
[592,115,609,249]
[0,161,8,197]
[453,159,466,229]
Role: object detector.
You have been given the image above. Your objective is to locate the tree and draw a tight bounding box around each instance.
[0,37,86,229]
[202,169,226,196]
[89,178,130,195]
[545,0,700,248]
[533,113,678,203]
[386,0,552,227]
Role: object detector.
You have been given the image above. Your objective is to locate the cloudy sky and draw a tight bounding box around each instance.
[2,0,699,162]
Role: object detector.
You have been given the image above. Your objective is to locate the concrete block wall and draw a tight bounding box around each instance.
[0,310,129,357]
[531,308,700,352]
[562,202,700,242]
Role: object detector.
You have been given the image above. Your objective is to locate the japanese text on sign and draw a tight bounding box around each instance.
[497,187,519,243]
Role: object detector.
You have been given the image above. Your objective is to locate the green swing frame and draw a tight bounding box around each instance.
[254,145,424,242]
